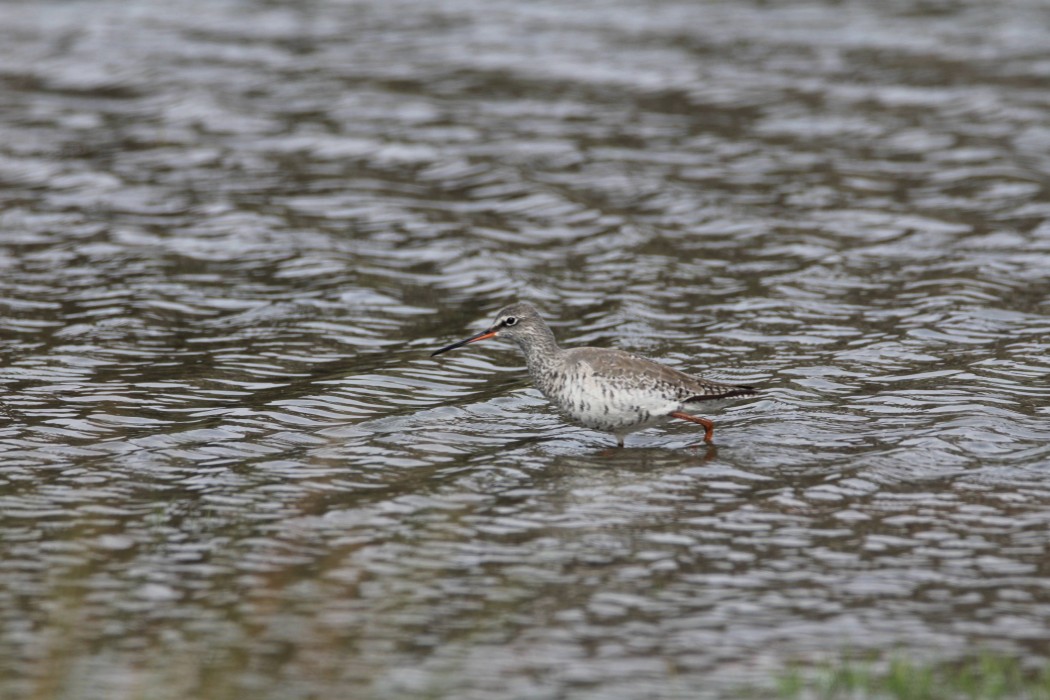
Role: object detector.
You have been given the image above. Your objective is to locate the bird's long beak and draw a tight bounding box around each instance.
[431,326,499,356]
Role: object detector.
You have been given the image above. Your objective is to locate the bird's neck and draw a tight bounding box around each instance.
[516,324,561,373]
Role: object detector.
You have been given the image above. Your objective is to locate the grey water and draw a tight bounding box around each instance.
[1,0,1049,698]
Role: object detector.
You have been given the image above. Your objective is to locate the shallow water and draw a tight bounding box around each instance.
[1,0,1050,698]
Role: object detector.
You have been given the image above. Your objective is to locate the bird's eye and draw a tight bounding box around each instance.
[504,316,518,327]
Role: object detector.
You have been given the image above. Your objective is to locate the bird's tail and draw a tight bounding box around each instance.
[685,385,757,402]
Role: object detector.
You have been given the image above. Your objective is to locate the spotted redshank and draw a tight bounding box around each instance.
[431,302,756,447]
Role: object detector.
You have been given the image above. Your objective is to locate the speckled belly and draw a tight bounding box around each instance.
[536,368,680,433]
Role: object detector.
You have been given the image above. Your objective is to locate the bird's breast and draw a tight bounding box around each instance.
[531,359,680,431]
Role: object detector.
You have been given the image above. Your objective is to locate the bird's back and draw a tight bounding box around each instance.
[558,347,752,402]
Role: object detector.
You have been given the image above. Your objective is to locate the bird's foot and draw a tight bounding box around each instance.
[670,411,715,443]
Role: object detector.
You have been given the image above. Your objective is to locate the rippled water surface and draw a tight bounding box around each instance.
[2,0,1050,697]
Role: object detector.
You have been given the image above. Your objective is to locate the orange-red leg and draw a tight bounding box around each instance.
[670,412,715,443]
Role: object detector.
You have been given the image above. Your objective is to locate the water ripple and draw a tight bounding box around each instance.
[1,0,1050,698]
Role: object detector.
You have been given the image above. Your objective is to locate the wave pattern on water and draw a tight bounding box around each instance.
[1,0,1049,698]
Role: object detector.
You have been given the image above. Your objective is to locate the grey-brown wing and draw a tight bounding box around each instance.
[563,347,755,402]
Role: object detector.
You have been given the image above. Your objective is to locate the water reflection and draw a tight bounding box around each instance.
[1,0,1050,698]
